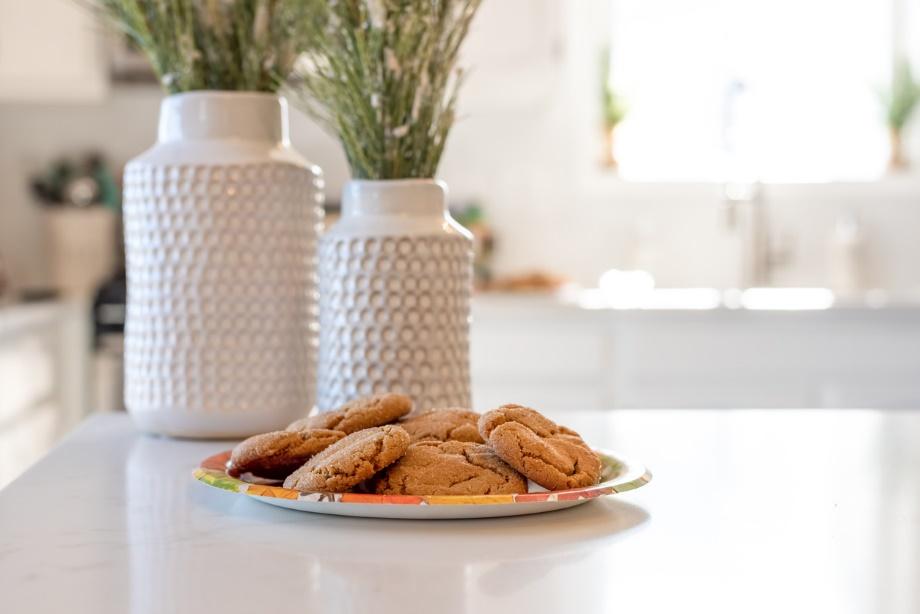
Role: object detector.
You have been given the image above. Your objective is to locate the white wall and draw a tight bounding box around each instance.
[1,0,920,293]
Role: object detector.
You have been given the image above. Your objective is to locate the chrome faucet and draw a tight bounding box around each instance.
[721,182,791,288]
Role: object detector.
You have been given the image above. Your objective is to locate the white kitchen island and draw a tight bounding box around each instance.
[1,410,918,614]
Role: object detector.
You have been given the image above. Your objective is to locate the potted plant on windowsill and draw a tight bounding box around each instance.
[294,0,482,411]
[881,58,920,172]
[95,1,323,437]
[600,48,627,170]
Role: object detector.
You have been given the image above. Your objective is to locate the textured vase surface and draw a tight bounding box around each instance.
[123,92,323,437]
[317,180,473,412]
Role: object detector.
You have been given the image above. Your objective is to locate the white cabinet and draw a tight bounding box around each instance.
[471,296,611,411]
[471,294,920,410]
[0,301,91,487]
[0,0,107,102]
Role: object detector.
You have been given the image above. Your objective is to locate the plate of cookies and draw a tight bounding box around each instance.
[193,394,651,520]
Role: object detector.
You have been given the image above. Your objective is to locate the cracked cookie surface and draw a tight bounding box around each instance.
[479,404,602,490]
[229,429,346,479]
[286,393,413,434]
[399,408,484,443]
[372,440,527,496]
[283,425,411,492]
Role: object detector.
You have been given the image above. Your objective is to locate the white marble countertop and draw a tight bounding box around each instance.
[2,409,919,613]
[475,288,920,312]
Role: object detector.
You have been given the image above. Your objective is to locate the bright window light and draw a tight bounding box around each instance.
[598,269,656,308]
[608,0,892,182]
[640,288,722,310]
[740,287,836,310]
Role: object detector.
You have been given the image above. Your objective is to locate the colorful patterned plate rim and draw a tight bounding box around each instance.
[193,448,651,506]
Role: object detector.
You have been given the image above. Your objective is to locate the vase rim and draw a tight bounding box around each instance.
[347,178,442,184]
[158,91,289,144]
[346,178,447,192]
[164,90,283,101]
[341,178,448,218]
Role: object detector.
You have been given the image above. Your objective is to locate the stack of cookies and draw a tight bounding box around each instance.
[229,394,603,496]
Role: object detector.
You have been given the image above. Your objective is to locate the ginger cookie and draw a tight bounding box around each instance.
[399,408,484,443]
[229,429,346,479]
[283,425,411,492]
[286,393,413,434]
[373,440,527,496]
[479,404,602,490]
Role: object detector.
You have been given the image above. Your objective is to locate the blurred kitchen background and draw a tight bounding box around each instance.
[3,0,920,486]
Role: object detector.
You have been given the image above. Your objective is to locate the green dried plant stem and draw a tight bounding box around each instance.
[92,0,313,94]
[294,0,482,180]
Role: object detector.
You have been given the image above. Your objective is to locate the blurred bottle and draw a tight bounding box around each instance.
[827,214,867,298]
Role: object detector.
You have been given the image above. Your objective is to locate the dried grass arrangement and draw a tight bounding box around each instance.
[294,0,482,179]
[93,0,313,93]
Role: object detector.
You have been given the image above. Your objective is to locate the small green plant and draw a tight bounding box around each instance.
[880,58,920,170]
[293,0,483,180]
[93,0,313,93]
[600,48,626,130]
[882,58,920,132]
[599,48,626,168]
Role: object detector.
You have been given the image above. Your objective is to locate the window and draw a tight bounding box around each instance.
[607,0,895,182]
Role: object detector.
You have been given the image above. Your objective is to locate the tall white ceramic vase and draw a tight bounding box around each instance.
[317,180,473,411]
[123,92,323,438]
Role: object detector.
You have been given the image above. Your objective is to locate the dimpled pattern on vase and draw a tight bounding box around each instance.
[317,234,472,411]
[123,162,322,420]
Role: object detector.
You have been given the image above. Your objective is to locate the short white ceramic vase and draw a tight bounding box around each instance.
[123,92,323,437]
[317,180,473,411]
